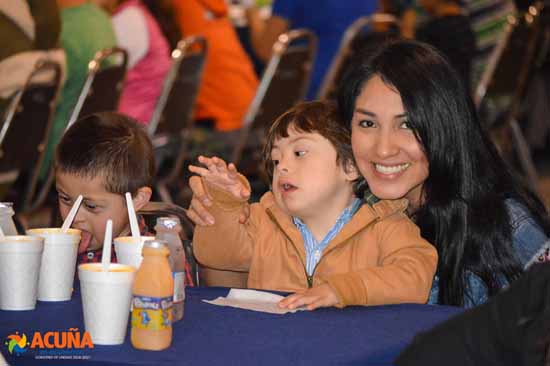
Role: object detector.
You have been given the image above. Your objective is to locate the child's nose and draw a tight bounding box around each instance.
[276,160,290,174]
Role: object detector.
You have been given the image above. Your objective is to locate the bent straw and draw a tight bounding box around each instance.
[101,219,113,272]
[61,195,83,232]
[125,192,141,242]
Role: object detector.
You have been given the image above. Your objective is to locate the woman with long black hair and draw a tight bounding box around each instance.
[337,39,550,307]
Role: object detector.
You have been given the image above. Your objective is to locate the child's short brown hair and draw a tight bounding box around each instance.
[55,112,155,195]
[263,101,355,181]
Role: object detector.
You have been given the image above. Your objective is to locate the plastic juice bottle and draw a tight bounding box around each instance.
[154,217,186,322]
[131,240,173,351]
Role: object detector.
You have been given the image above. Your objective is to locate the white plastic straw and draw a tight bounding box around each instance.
[0,226,5,238]
[125,192,140,242]
[61,195,83,232]
[101,219,113,272]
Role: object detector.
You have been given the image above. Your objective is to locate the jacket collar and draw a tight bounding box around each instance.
[260,192,409,257]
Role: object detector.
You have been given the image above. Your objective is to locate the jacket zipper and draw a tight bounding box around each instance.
[267,209,380,288]
[267,211,311,286]
[307,217,380,288]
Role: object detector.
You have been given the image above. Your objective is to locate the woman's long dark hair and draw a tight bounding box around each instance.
[338,39,550,306]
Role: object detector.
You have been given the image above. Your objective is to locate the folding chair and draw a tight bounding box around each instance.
[317,13,399,100]
[66,47,128,130]
[148,36,207,203]
[474,2,549,193]
[0,59,62,211]
[30,47,128,212]
[231,29,318,169]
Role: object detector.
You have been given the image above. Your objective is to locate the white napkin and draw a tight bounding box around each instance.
[203,289,306,314]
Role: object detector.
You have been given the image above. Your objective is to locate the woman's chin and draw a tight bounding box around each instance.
[369,186,409,201]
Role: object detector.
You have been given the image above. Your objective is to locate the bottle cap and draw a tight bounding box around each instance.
[156,217,181,229]
[143,239,168,250]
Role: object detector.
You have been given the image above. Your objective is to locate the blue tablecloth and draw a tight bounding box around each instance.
[0,287,462,366]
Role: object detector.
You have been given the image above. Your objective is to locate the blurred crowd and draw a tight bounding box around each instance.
[0,0,547,208]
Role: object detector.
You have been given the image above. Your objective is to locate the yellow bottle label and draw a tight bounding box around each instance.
[131,296,173,330]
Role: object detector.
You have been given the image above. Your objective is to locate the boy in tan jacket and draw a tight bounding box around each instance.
[190,101,437,310]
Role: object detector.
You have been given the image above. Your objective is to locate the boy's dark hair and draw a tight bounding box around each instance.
[55,112,155,195]
[262,101,355,181]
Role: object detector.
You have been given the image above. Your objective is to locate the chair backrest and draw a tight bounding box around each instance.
[147,36,207,137]
[0,59,62,208]
[317,13,400,100]
[474,3,548,119]
[150,37,207,195]
[231,29,317,165]
[65,47,128,131]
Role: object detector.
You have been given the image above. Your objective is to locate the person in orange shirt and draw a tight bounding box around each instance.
[172,0,258,133]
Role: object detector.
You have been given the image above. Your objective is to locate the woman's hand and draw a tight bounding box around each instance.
[278,283,339,310]
[187,156,250,226]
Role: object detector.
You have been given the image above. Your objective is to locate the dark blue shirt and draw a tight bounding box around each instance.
[272,0,378,99]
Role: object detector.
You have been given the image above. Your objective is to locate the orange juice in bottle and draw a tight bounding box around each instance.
[131,240,173,350]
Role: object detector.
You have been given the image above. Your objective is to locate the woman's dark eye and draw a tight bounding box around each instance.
[272,159,279,166]
[358,120,375,128]
[400,120,411,129]
[295,151,306,157]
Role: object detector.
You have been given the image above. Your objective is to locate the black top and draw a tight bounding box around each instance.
[416,15,477,92]
[395,263,550,366]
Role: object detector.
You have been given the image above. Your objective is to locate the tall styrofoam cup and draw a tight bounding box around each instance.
[0,235,44,310]
[27,228,81,301]
[79,263,136,345]
[114,236,154,269]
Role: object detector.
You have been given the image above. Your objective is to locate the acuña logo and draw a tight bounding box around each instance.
[5,332,28,356]
[4,328,94,356]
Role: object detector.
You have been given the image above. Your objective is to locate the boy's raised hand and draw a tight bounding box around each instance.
[278,283,339,311]
[188,156,250,200]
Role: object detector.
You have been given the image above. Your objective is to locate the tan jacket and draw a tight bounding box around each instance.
[194,183,438,307]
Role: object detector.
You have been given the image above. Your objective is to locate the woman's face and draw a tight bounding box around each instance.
[350,75,429,209]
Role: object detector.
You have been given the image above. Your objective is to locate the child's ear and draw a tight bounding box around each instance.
[132,187,152,211]
[344,161,360,182]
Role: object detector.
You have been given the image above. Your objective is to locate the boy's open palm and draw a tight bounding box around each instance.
[189,156,250,200]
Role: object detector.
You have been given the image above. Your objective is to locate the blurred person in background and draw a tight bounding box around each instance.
[142,0,181,51]
[413,0,476,92]
[245,0,378,99]
[0,0,60,62]
[40,0,116,178]
[0,0,63,117]
[95,0,172,125]
[172,0,259,159]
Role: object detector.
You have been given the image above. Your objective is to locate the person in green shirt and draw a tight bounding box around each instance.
[40,0,117,178]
